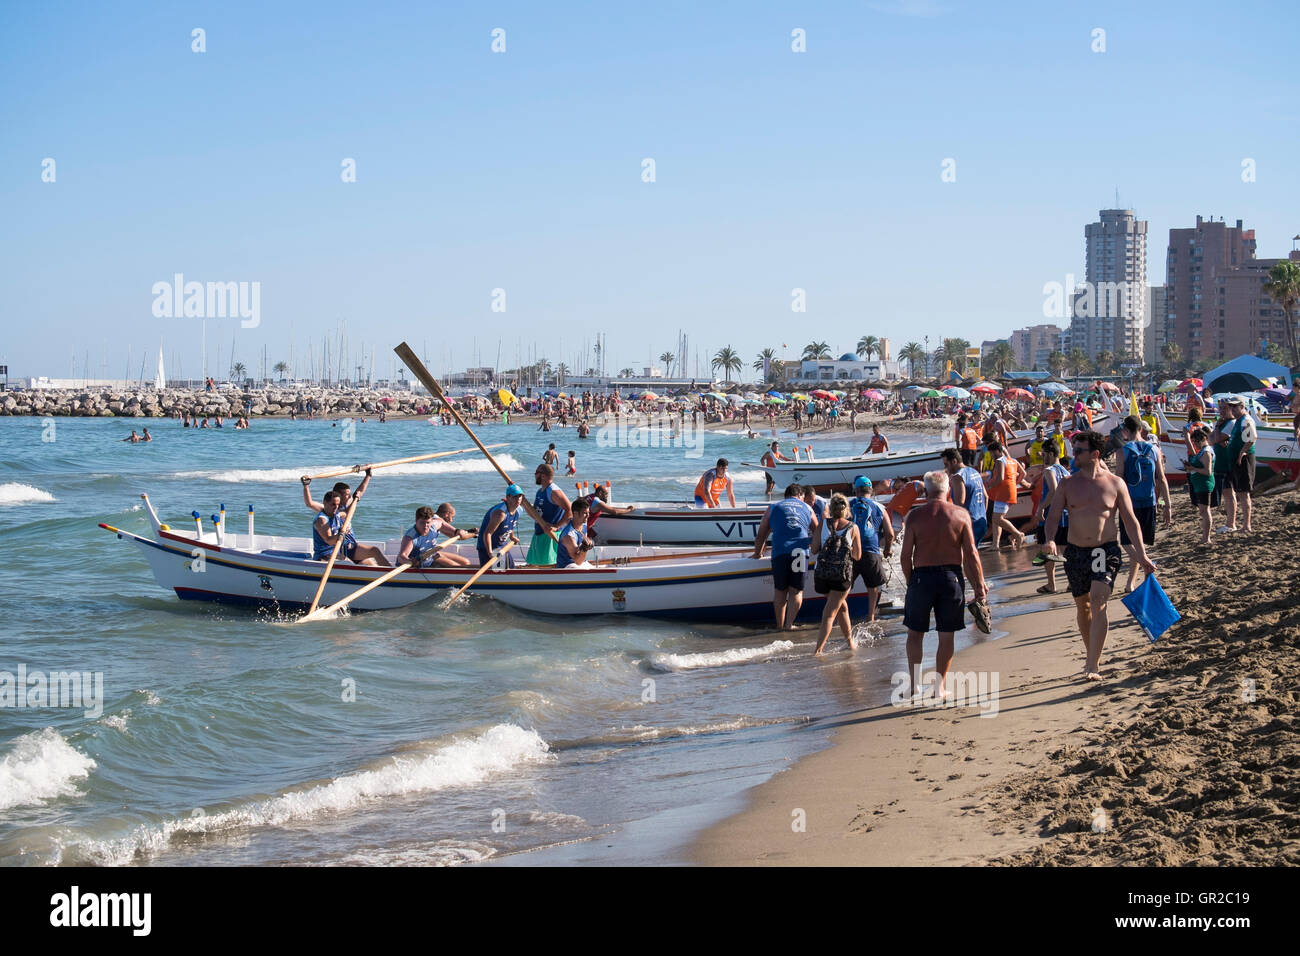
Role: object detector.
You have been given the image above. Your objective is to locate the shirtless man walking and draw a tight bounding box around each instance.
[899,470,988,701]
[1043,430,1156,681]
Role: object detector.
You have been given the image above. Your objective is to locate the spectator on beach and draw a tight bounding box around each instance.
[751,483,817,631]
[1182,430,1215,545]
[941,448,988,547]
[1043,430,1155,681]
[811,493,862,655]
[1031,443,1069,593]
[899,470,988,701]
[985,441,1026,550]
[1223,396,1257,533]
[1117,415,1171,593]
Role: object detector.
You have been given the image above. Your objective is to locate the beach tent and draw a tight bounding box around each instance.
[1204,354,1292,392]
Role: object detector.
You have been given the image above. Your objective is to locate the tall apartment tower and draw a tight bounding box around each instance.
[1165,216,1262,364]
[1144,285,1166,364]
[1069,209,1148,360]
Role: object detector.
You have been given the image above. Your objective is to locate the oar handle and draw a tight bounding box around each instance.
[305,493,363,615]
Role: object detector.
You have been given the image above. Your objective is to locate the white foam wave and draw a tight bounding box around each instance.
[66,724,549,864]
[328,840,497,867]
[0,483,56,506]
[175,455,525,484]
[0,728,96,811]
[649,640,795,672]
[99,713,130,732]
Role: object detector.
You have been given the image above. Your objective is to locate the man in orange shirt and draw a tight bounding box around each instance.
[864,425,890,455]
[694,458,737,508]
[885,477,925,533]
[985,440,1026,549]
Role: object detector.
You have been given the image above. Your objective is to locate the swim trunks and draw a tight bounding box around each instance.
[903,565,965,633]
[1064,541,1122,597]
[1119,505,1156,546]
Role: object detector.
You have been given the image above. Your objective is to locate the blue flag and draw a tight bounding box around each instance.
[1121,574,1180,642]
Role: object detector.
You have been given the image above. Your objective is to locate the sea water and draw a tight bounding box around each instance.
[0,415,999,866]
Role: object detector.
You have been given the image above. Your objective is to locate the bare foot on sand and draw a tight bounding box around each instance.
[1084,670,1103,681]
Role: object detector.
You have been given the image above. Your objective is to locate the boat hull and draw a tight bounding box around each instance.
[107,526,882,623]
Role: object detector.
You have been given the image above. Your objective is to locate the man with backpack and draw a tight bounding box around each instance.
[1117,414,1171,593]
[848,476,894,622]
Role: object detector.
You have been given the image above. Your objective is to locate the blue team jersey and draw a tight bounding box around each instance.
[477,501,519,555]
[952,466,987,521]
[534,484,566,533]
[767,498,815,557]
[848,495,887,554]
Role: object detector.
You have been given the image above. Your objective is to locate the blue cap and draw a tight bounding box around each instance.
[852,475,870,488]
[506,483,524,496]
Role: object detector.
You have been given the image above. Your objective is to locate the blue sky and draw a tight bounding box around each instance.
[3,0,1297,382]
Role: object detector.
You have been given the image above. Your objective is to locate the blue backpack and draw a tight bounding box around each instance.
[1124,441,1156,502]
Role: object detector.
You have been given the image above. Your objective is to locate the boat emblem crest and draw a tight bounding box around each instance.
[257,574,274,592]
[611,589,627,611]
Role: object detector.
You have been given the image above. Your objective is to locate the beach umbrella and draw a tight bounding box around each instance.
[863,388,888,400]
[1176,378,1204,393]
[765,395,787,404]
[1098,382,1120,393]
[705,391,728,400]
[791,392,810,400]
[766,389,783,397]
[1156,380,1180,393]
[970,383,1000,395]
[941,386,970,399]
[639,390,660,400]
[920,388,942,398]
[900,385,925,394]
[1263,386,1293,401]
[497,388,517,406]
[1003,387,1034,400]
[1036,381,1068,394]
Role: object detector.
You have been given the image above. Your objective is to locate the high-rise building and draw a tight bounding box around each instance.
[1008,324,1064,370]
[1069,209,1148,360]
[1165,215,1297,362]
[1144,286,1166,364]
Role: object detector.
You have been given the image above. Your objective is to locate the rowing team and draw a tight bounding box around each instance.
[298,461,636,572]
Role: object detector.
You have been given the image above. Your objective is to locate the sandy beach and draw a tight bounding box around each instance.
[694,489,1300,866]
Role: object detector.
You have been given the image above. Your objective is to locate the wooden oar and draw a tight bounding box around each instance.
[441,535,519,609]
[306,445,506,481]
[602,546,753,565]
[305,493,364,616]
[297,560,412,624]
[394,342,559,543]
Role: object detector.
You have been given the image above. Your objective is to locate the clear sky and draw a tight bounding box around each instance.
[3,0,1297,383]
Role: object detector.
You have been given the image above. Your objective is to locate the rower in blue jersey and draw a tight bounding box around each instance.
[940,448,988,546]
[311,489,390,566]
[555,498,596,569]
[477,484,526,568]
[525,462,571,566]
[400,505,472,568]
[848,475,895,621]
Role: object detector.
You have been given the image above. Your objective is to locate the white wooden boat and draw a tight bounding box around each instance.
[101,496,880,623]
[591,501,771,545]
[1155,408,1299,483]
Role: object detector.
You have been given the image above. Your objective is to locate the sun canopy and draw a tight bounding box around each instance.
[941,386,970,399]
[1204,354,1292,391]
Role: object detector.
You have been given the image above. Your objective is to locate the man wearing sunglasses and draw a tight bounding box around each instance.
[1042,430,1156,681]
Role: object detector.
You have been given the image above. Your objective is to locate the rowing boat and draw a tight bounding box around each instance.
[101,496,881,622]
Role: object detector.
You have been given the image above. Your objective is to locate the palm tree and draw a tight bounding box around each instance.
[753,348,777,376]
[231,362,246,381]
[941,338,971,375]
[802,341,831,361]
[711,346,742,384]
[856,335,880,360]
[986,341,1016,378]
[556,362,568,385]
[618,367,634,378]
[273,361,289,382]
[1067,348,1091,377]
[1095,350,1115,376]
[1161,342,1182,374]
[584,367,599,377]
[1048,350,1068,378]
[1263,260,1300,368]
[898,341,926,378]
[659,352,675,376]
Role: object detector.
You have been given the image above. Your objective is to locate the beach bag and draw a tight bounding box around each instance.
[1121,575,1180,642]
[814,524,854,589]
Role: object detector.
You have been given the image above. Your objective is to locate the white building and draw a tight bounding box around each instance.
[791,353,902,383]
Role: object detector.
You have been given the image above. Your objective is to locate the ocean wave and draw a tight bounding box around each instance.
[61,723,549,864]
[555,715,802,749]
[648,640,796,672]
[0,483,57,506]
[326,840,497,867]
[0,728,96,812]
[173,455,524,484]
